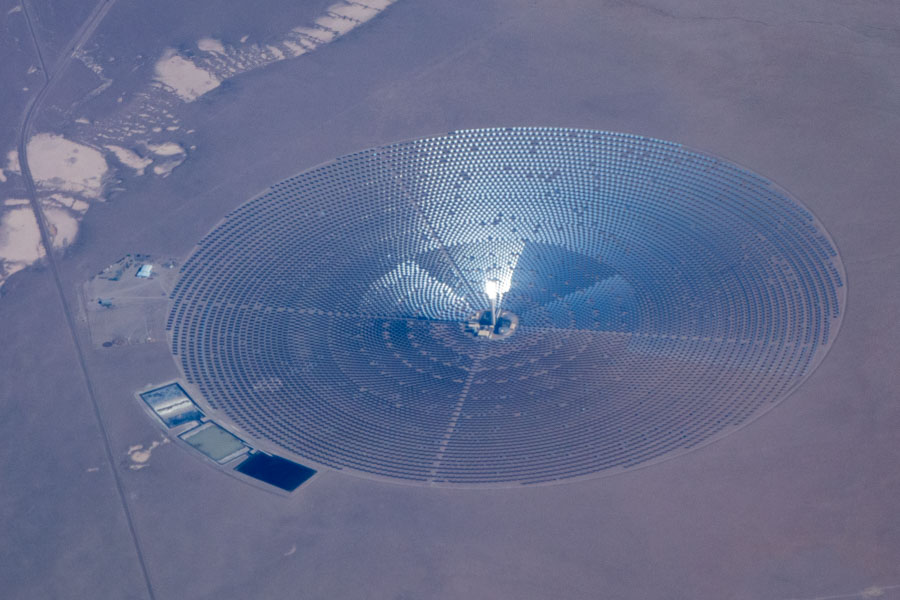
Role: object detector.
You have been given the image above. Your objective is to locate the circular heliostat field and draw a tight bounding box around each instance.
[168,128,845,485]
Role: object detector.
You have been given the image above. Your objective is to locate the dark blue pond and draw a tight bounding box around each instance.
[235,453,316,491]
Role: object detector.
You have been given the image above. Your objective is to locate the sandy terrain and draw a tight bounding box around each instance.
[42,206,79,248]
[153,0,396,104]
[0,206,43,277]
[197,38,226,55]
[27,133,108,199]
[153,49,222,102]
[105,145,152,175]
[3,0,900,598]
[5,149,20,174]
[0,135,111,286]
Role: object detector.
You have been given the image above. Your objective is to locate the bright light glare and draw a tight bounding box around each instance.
[484,279,500,297]
[485,278,512,297]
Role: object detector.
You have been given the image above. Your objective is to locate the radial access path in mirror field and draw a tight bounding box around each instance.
[167,127,845,485]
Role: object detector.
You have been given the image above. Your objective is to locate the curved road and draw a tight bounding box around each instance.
[16,2,156,599]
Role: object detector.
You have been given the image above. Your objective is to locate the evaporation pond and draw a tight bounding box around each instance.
[140,383,204,428]
[235,453,316,491]
[180,423,247,463]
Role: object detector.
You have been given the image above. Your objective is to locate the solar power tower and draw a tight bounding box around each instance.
[168,128,844,486]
